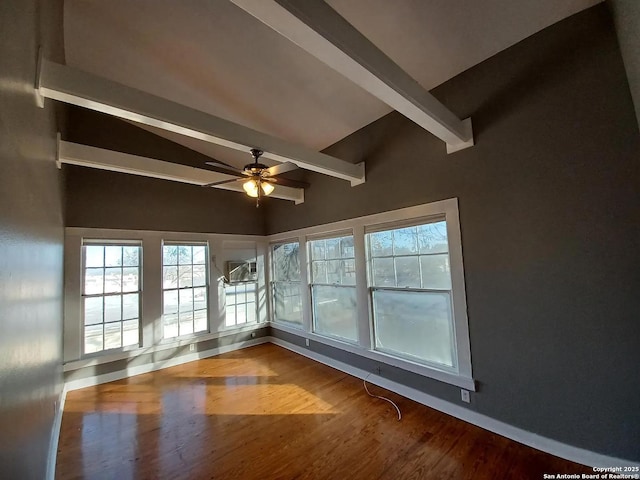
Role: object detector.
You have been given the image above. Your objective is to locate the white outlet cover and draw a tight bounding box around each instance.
[461,389,470,403]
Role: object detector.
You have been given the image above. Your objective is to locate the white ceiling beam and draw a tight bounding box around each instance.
[230,0,474,152]
[58,140,305,204]
[37,57,365,185]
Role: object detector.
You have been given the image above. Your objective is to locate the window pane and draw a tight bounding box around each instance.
[84,268,104,295]
[193,287,207,311]
[179,310,194,335]
[105,246,122,267]
[226,305,236,327]
[104,322,122,350]
[311,240,325,261]
[393,227,418,255]
[312,285,357,342]
[418,222,448,254]
[372,290,454,367]
[341,259,356,285]
[273,242,300,281]
[273,283,303,324]
[311,261,327,284]
[395,256,421,288]
[226,286,236,307]
[122,293,139,320]
[247,302,256,323]
[164,313,179,338]
[247,282,257,297]
[420,254,451,290]
[84,297,103,325]
[122,247,139,266]
[163,245,178,265]
[235,284,246,304]
[178,265,193,288]
[178,246,192,265]
[236,303,247,324]
[325,238,340,259]
[192,245,206,265]
[122,319,139,346]
[192,265,206,287]
[372,258,395,287]
[163,266,178,289]
[84,324,103,354]
[104,268,122,293]
[85,246,104,268]
[104,295,122,322]
[326,260,341,284]
[340,236,354,258]
[122,267,139,293]
[194,310,207,333]
[369,231,392,257]
[163,290,178,315]
[179,288,193,312]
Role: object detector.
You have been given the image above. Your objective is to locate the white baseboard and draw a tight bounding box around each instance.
[268,336,638,469]
[46,383,68,480]
[53,335,638,471]
[65,337,268,391]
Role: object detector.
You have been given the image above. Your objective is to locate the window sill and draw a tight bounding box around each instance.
[64,323,266,372]
[269,322,476,391]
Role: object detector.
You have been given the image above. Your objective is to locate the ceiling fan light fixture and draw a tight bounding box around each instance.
[243,179,258,196]
[261,181,275,195]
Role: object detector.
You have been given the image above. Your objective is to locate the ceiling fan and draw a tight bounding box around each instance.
[203,149,309,206]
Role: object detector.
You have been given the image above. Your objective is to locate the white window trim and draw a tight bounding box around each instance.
[64,227,269,365]
[80,240,143,356]
[269,238,306,329]
[160,241,210,339]
[307,232,359,344]
[267,198,474,390]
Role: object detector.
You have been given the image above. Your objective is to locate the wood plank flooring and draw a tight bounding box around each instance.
[56,343,591,479]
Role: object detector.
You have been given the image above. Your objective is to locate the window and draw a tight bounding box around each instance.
[271,241,303,325]
[82,242,141,354]
[225,282,257,327]
[162,243,208,338]
[308,234,358,342]
[367,220,455,369]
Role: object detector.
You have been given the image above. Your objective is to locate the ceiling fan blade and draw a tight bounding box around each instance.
[264,162,298,177]
[202,178,245,187]
[267,176,310,189]
[204,161,247,177]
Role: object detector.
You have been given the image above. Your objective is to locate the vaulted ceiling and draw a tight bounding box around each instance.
[63,0,602,172]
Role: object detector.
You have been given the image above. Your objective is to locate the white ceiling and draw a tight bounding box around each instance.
[64,0,601,169]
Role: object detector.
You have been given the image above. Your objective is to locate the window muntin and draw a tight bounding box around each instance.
[225,282,258,327]
[367,220,456,369]
[308,235,357,342]
[162,244,208,338]
[271,241,302,325]
[82,243,141,354]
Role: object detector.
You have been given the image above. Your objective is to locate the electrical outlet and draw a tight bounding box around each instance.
[461,389,470,403]
[189,344,195,352]
[305,338,310,347]
[251,332,256,338]
[375,366,382,375]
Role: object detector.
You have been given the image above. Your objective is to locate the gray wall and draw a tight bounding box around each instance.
[267,6,640,461]
[64,107,265,234]
[609,0,640,130]
[0,1,65,478]
[65,328,269,383]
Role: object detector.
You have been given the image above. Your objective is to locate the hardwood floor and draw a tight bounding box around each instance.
[56,343,590,479]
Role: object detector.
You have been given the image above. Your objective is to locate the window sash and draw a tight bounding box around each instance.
[161,243,209,338]
[81,242,142,355]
